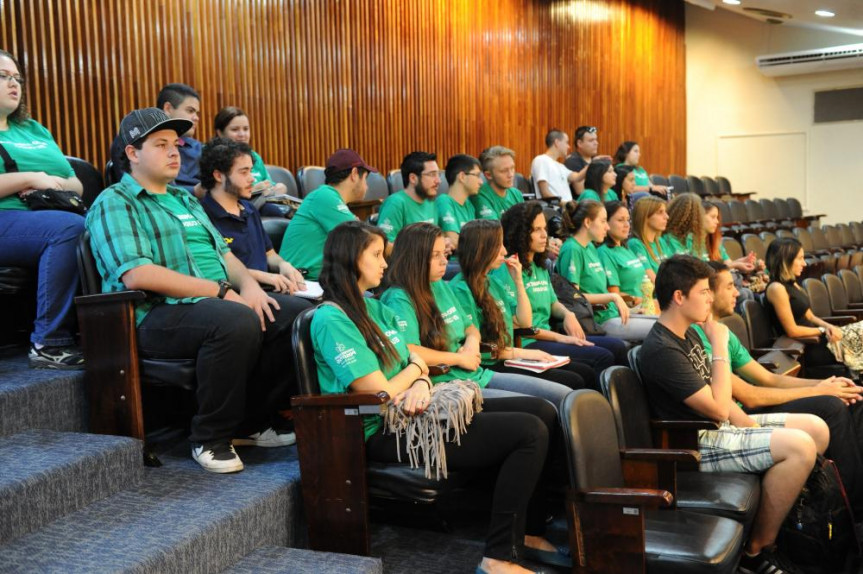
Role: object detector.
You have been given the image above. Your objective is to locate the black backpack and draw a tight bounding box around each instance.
[777,455,860,574]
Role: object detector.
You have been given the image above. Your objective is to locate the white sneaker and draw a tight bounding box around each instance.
[191,441,244,473]
[233,427,296,448]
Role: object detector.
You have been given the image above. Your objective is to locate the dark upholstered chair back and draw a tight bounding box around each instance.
[701,176,719,196]
[66,156,105,208]
[77,232,102,296]
[716,176,732,195]
[650,174,669,187]
[714,201,732,227]
[365,171,390,201]
[742,298,774,349]
[741,234,766,261]
[787,197,804,219]
[840,269,863,306]
[296,166,326,198]
[292,306,321,395]
[794,227,816,252]
[668,174,688,193]
[560,389,625,491]
[719,313,751,349]
[600,366,652,450]
[265,165,300,197]
[721,237,743,261]
[823,274,850,312]
[728,201,748,224]
[802,278,832,318]
[687,175,705,196]
[386,169,404,195]
[760,231,776,249]
[262,217,290,253]
[773,198,791,220]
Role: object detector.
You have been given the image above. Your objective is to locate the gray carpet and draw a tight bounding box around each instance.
[0,346,87,438]
[0,429,142,544]
[222,546,382,574]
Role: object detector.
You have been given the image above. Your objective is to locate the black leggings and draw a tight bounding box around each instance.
[365,396,555,561]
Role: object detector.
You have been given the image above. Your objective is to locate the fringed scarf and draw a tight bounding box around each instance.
[384,379,483,480]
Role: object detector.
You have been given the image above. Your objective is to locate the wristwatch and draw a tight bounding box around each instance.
[216,279,233,299]
[818,326,827,338]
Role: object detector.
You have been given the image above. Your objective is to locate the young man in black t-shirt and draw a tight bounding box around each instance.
[639,255,827,574]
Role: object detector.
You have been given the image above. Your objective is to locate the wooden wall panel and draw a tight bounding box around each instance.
[0,0,685,177]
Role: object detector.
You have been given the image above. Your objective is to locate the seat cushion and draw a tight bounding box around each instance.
[366,462,470,504]
[646,509,743,574]
[676,471,760,524]
[0,266,34,295]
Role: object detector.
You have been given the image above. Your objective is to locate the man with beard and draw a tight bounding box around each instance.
[563,126,611,197]
[87,109,307,473]
[377,151,439,255]
[199,138,308,295]
[278,148,372,280]
[696,260,863,514]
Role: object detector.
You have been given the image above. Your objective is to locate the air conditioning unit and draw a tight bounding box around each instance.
[756,43,863,77]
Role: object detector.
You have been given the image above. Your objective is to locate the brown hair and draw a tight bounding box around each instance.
[666,193,706,257]
[560,199,604,237]
[0,50,29,124]
[320,221,399,369]
[385,223,449,351]
[631,196,667,264]
[702,200,722,261]
[458,220,510,350]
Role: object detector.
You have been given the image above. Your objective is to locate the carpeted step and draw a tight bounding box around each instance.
[0,349,87,438]
[0,444,303,574]
[0,429,142,544]
[221,546,383,574]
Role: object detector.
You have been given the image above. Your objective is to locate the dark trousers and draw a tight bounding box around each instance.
[527,340,618,390]
[136,294,312,444]
[366,396,555,561]
[749,395,863,514]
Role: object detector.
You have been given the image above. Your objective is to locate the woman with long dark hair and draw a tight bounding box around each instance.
[449,219,595,391]
[493,202,628,384]
[765,237,847,373]
[577,160,617,203]
[381,222,580,405]
[557,200,656,341]
[313,221,559,573]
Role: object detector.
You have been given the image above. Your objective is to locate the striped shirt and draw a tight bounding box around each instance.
[85,173,229,325]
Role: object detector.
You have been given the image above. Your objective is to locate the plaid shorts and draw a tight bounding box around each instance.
[697,413,788,473]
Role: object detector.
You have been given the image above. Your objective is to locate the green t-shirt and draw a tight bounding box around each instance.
[556,237,618,323]
[686,233,730,262]
[381,282,494,387]
[153,192,227,282]
[250,150,274,186]
[435,193,476,234]
[377,190,436,242]
[618,165,650,187]
[0,119,76,211]
[578,188,619,203]
[279,185,357,280]
[661,233,688,257]
[471,183,524,220]
[628,236,666,273]
[492,261,557,346]
[450,272,517,366]
[692,324,753,371]
[312,300,411,440]
[597,243,647,298]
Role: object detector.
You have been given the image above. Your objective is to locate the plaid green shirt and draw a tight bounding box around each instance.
[85,173,229,325]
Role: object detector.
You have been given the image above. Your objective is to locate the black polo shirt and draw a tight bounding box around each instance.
[201,195,272,272]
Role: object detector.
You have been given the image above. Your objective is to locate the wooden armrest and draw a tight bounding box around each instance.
[845,302,863,309]
[824,315,857,326]
[621,448,700,465]
[773,336,807,354]
[571,487,673,508]
[513,327,539,337]
[75,290,146,306]
[834,308,863,319]
[347,199,383,209]
[292,391,389,408]
[651,419,720,431]
[752,346,803,358]
[429,364,451,376]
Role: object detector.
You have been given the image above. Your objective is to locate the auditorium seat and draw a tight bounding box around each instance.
[822,273,863,320]
[716,176,732,196]
[787,197,824,227]
[560,389,744,573]
[701,176,720,196]
[66,156,105,208]
[806,277,863,323]
[686,175,705,196]
[839,269,863,309]
[265,164,301,198]
[386,169,403,195]
[668,174,689,194]
[740,298,807,362]
[75,232,196,466]
[741,234,766,262]
[650,174,669,188]
[514,172,532,200]
[290,307,472,556]
[601,365,760,530]
[721,237,743,261]
[718,313,801,377]
[104,160,119,187]
[296,166,326,198]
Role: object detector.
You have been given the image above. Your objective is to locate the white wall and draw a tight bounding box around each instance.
[685,5,863,224]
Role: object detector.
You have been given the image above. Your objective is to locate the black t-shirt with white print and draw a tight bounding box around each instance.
[639,322,712,422]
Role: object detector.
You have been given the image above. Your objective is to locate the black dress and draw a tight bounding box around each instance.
[767,280,838,369]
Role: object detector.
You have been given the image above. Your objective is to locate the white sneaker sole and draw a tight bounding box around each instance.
[192,454,244,474]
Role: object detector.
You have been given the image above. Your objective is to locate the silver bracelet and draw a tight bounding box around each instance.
[711,356,729,364]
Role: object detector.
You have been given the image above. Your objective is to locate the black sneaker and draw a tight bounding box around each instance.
[739,545,804,574]
[191,441,244,473]
[29,344,84,370]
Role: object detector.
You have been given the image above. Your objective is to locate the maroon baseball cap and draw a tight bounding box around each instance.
[326,149,378,173]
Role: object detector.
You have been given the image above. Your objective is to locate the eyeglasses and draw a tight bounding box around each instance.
[0,72,23,85]
[464,171,483,178]
[421,171,441,180]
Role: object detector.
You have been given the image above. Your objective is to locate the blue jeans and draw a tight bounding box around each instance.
[486,371,574,409]
[0,210,84,346]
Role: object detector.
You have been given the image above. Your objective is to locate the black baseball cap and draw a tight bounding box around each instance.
[119,107,194,146]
